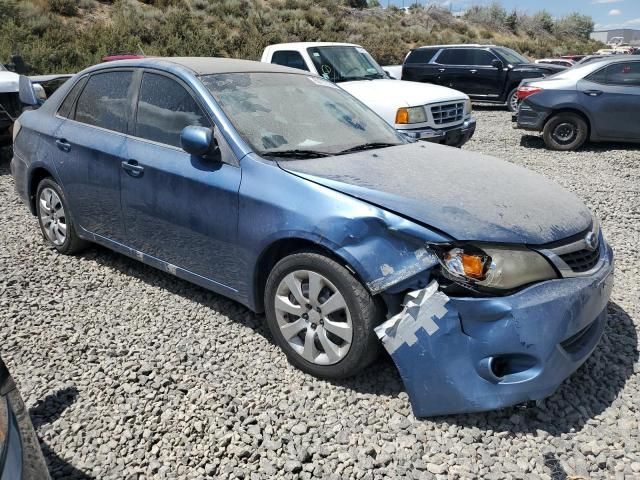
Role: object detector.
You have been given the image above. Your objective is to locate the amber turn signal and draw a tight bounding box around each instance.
[395,108,409,124]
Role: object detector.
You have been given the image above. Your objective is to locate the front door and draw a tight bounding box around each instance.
[52,70,135,243]
[120,71,242,288]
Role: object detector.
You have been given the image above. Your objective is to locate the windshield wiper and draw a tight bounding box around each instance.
[261,149,332,159]
[337,142,401,154]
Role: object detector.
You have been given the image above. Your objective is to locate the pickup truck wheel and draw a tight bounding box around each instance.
[36,178,87,255]
[507,88,519,113]
[264,252,382,379]
[542,113,588,151]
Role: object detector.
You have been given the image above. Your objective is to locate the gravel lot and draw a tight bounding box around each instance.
[1,109,639,480]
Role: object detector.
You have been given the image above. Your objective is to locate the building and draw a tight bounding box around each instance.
[591,29,640,46]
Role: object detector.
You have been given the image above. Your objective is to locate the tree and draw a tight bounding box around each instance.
[506,9,518,33]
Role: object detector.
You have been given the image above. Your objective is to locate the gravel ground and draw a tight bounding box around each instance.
[1,109,639,480]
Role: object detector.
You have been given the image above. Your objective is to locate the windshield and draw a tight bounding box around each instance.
[494,47,529,65]
[306,46,386,82]
[201,72,404,158]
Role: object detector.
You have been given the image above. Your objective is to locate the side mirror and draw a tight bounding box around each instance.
[492,59,504,70]
[18,75,41,107]
[180,126,217,157]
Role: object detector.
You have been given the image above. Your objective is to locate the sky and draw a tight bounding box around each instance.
[387,0,640,31]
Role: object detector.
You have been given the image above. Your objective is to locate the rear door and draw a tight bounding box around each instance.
[120,70,242,286]
[433,48,502,97]
[53,70,134,243]
[579,60,640,140]
[401,48,441,83]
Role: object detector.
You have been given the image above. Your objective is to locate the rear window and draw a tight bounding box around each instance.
[405,48,439,64]
[589,62,640,86]
[74,71,133,133]
[271,51,309,72]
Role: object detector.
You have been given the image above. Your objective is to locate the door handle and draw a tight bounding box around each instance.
[470,69,478,74]
[121,160,144,178]
[55,139,71,152]
[438,68,446,73]
[583,90,603,97]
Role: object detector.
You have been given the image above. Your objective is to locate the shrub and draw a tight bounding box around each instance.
[49,0,78,16]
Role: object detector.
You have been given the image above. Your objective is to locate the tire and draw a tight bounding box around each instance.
[264,252,383,379]
[542,113,588,151]
[35,178,87,255]
[507,88,519,113]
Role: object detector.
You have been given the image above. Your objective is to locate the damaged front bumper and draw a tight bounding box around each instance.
[376,242,614,417]
[398,117,476,147]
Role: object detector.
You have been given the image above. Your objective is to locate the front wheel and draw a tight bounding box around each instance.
[264,252,382,379]
[542,113,588,151]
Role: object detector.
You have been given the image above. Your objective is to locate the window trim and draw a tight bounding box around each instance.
[586,61,640,87]
[433,47,500,67]
[66,68,137,135]
[128,68,214,151]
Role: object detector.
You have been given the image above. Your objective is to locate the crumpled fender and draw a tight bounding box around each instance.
[375,244,614,417]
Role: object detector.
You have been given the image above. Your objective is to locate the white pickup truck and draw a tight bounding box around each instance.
[261,42,476,147]
[0,63,70,145]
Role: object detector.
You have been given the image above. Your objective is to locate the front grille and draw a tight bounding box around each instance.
[430,102,464,125]
[559,248,600,273]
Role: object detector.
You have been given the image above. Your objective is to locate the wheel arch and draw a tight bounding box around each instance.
[28,166,56,215]
[543,108,592,139]
[252,237,368,314]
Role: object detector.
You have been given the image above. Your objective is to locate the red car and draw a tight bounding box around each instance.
[101,52,146,62]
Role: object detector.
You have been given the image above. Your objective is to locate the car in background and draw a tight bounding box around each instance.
[562,55,586,62]
[101,52,146,62]
[0,356,50,479]
[536,58,576,68]
[262,42,476,147]
[514,56,640,150]
[12,57,614,416]
[576,55,610,66]
[401,44,565,112]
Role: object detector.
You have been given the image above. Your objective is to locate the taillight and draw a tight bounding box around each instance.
[517,86,543,101]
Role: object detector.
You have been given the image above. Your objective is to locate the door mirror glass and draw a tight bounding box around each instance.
[491,59,504,69]
[181,126,216,157]
[18,75,41,107]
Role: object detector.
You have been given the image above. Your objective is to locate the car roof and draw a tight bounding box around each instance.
[586,54,638,65]
[414,44,496,50]
[266,42,359,49]
[82,57,306,76]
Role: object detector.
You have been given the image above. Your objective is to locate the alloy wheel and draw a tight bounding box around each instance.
[274,270,353,366]
[39,187,67,246]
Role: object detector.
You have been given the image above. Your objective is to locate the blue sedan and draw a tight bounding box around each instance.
[11,58,614,416]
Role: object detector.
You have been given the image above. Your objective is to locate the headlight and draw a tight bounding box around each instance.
[464,98,472,114]
[395,106,427,124]
[435,244,557,290]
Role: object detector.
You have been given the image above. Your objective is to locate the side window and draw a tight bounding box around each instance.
[271,51,309,72]
[469,49,497,66]
[135,72,209,148]
[405,49,438,64]
[436,49,469,65]
[587,67,607,84]
[57,76,88,118]
[605,62,640,86]
[74,71,133,133]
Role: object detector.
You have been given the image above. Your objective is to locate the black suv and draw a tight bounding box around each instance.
[402,45,565,112]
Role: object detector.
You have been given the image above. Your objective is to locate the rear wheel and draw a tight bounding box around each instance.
[507,88,519,113]
[264,252,382,379]
[36,178,87,254]
[542,113,588,151]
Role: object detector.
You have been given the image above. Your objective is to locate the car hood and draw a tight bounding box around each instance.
[278,142,592,245]
[512,62,566,74]
[339,78,467,107]
[0,71,19,93]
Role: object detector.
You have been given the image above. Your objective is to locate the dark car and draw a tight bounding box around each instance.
[401,44,565,112]
[514,55,640,150]
[12,58,614,416]
[0,356,50,479]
